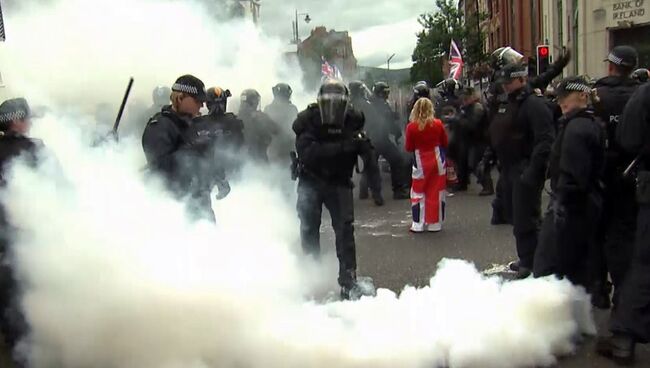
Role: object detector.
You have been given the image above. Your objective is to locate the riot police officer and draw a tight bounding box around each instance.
[435,78,462,115]
[597,80,650,366]
[0,98,41,368]
[533,76,605,287]
[263,83,299,164]
[348,81,384,201]
[461,87,493,195]
[407,81,432,114]
[292,80,383,299]
[197,87,244,174]
[239,89,279,163]
[489,48,555,278]
[142,75,223,221]
[364,81,410,199]
[591,45,640,308]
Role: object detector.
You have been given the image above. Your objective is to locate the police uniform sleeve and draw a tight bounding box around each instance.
[617,83,650,154]
[522,96,555,185]
[557,119,598,200]
[142,117,180,172]
[529,52,570,91]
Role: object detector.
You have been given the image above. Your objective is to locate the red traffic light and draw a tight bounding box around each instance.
[538,46,549,58]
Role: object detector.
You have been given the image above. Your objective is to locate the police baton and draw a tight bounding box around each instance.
[623,156,640,179]
[112,77,135,139]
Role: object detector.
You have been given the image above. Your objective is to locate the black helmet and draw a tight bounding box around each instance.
[413,81,430,99]
[437,78,460,96]
[318,79,349,126]
[152,86,171,106]
[372,82,390,99]
[272,83,292,100]
[206,87,232,115]
[348,80,369,100]
[633,68,649,83]
[240,89,261,110]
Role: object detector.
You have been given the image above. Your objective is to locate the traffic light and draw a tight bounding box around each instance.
[536,45,550,75]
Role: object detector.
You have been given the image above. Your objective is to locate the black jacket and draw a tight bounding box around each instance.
[549,108,605,204]
[368,96,401,144]
[239,107,279,162]
[293,104,380,191]
[594,76,639,154]
[489,86,555,184]
[618,82,650,161]
[0,133,42,186]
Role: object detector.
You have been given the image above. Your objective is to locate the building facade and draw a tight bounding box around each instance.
[297,27,358,88]
[481,0,544,59]
[543,0,650,79]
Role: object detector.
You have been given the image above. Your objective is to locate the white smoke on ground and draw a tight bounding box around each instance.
[0,0,597,367]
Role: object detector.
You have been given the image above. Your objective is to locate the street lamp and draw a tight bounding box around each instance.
[387,53,396,71]
[293,10,311,44]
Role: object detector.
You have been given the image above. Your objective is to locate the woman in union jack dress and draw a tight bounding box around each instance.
[404,97,449,233]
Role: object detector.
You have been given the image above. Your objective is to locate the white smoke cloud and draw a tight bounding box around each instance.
[0,1,597,367]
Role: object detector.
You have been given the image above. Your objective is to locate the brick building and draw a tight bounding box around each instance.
[481,0,544,58]
[297,27,358,88]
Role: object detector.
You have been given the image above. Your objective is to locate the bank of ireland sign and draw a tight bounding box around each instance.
[610,0,650,26]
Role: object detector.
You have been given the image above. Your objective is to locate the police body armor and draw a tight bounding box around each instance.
[488,93,528,167]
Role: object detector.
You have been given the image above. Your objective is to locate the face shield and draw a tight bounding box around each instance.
[490,47,525,71]
[318,92,349,126]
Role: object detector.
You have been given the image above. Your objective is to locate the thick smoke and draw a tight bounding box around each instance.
[0,1,596,367]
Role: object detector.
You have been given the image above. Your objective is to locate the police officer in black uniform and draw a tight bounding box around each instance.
[489,48,555,278]
[591,45,640,308]
[461,87,494,195]
[364,81,410,199]
[142,74,226,221]
[293,80,383,299]
[533,77,605,287]
[596,80,650,366]
[195,86,244,175]
[0,98,42,368]
[348,81,383,201]
[239,89,279,163]
[263,83,299,165]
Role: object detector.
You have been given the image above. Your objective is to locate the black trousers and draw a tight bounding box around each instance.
[534,194,602,288]
[0,243,27,367]
[359,139,409,194]
[598,182,638,305]
[297,178,357,288]
[492,169,513,224]
[500,164,543,269]
[610,204,650,343]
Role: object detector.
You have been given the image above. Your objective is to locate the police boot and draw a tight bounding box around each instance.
[596,333,635,366]
[372,192,385,206]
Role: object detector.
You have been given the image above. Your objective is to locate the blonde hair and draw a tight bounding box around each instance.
[410,97,435,131]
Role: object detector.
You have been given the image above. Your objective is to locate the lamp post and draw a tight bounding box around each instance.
[292,10,311,44]
[387,53,396,71]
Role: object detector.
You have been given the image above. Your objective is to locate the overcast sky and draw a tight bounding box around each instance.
[258,0,437,69]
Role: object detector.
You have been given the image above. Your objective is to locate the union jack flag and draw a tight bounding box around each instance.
[321,57,343,82]
[448,39,463,80]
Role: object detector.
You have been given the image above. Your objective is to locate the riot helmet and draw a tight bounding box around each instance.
[152,86,171,107]
[413,81,431,99]
[272,83,293,101]
[348,80,369,100]
[240,89,261,111]
[490,47,525,70]
[372,82,390,99]
[318,79,349,126]
[633,68,650,83]
[206,87,232,116]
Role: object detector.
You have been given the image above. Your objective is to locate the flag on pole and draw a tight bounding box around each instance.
[0,2,6,41]
[448,39,463,80]
[321,57,343,81]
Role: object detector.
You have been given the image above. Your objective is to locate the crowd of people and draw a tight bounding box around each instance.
[1,42,650,366]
